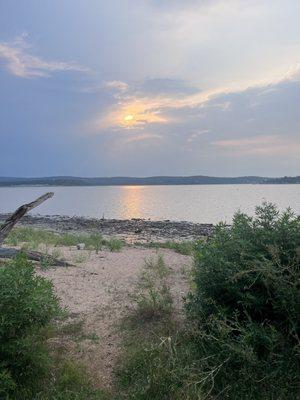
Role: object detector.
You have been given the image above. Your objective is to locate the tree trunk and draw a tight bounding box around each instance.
[0,192,54,245]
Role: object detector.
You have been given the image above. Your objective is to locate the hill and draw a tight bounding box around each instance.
[0,175,299,186]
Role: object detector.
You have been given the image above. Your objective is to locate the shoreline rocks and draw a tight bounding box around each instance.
[0,214,215,243]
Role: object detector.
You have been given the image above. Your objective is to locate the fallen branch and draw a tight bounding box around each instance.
[0,248,74,267]
[0,192,74,267]
[0,192,54,245]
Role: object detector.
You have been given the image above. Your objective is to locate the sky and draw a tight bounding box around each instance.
[0,0,299,177]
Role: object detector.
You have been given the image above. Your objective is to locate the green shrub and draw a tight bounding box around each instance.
[132,255,173,321]
[187,203,300,399]
[116,204,300,400]
[0,254,60,398]
[104,237,123,252]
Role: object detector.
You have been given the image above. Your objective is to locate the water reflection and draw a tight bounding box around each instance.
[120,186,146,219]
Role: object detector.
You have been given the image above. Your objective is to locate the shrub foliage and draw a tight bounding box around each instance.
[0,254,60,398]
[187,203,300,399]
[117,204,299,400]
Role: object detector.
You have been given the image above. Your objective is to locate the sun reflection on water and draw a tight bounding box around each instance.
[120,186,146,219]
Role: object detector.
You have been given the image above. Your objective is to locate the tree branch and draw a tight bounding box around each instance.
[0,192,54,245]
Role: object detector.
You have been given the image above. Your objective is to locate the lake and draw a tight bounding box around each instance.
[0,185,299,224]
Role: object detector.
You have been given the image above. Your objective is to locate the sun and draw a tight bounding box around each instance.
[124,114,134,122]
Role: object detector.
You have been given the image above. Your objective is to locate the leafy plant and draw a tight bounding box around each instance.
[116,204,300,400]
[0,254,60,398]
[187,203,300,399]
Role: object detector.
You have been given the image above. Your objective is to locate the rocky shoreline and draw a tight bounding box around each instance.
[0,214,214,243]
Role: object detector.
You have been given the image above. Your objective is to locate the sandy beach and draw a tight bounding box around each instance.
[35,244,192,388]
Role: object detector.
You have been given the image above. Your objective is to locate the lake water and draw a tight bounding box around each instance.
[0,185,299,224]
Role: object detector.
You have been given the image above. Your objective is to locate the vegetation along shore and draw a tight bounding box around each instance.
[0,203,299,399]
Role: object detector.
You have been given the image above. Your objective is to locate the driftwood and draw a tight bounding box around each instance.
[0,192,54,245]
[0,192,74,267]
[0,248,73,267]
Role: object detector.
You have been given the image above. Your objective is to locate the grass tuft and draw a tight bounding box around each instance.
[104,237,124,252]
[5,227,124,252]
[145,240,197,255]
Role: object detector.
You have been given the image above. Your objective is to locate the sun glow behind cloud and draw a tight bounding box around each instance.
[91,63,300,139]
[95,98,169,131]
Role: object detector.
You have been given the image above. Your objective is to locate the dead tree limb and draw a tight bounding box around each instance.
[0,248,74,267]
[0,192,54,245]
[0,192,74,267]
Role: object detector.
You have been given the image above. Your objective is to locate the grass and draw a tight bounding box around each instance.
[130,254,173,322]
[32,359,109,400]
[53,318,101,344]
[104,237,123,252]
[115,325,204,400]
[73,253,89,264]
[57,319,85,337]
[145,240,197,255]
[115,255,199,400]
[5,227,197,257]
[28,317,105,399]
[5,226,124,253]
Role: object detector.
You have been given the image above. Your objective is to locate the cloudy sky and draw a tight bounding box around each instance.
[0,0,299,177]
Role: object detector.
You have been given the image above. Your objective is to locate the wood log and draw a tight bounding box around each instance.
[0,192,54,245]
[0,248,74,267]
[0,192,74,267]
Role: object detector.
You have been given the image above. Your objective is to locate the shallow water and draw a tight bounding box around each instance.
[0,185,299,224]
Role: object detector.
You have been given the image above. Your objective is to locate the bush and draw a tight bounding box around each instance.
[187,203,300,399]
[112,204,300,399]
[0,254,60,398]
[132,255,173,321]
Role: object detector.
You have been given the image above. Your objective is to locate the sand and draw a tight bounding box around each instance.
[36,245,192,388]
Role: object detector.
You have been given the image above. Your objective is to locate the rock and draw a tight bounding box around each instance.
[76,243,85,250]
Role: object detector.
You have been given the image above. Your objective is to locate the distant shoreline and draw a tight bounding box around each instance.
[0,174,299,187]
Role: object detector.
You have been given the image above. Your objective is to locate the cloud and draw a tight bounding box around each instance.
[104,80,129,92]
[0,34,88,78]
[94,63,300,132]
[212,135,300,156]
[86,63,300,178]
[213,135,281,147]
[124,133,162,143]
